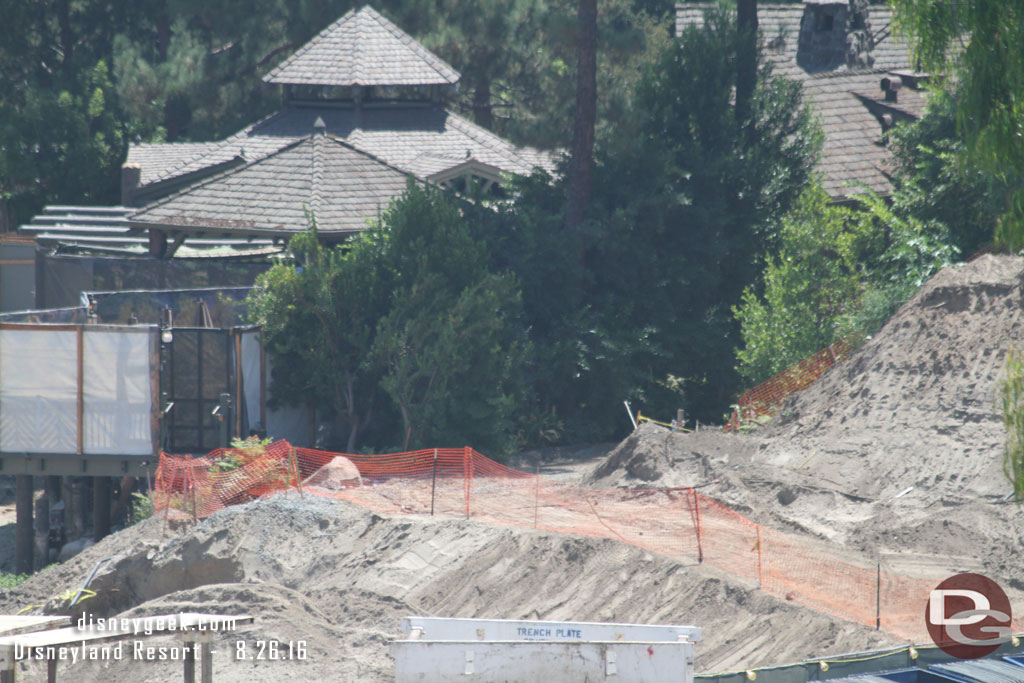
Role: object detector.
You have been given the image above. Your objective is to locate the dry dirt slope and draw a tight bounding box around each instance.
[0,495,897,682]
[588,255,1024,601]
[5,255,1024,681]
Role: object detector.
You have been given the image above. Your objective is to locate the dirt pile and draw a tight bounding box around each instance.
[761,253,1024,501]
[0,495,897,682]
[6,255,1024,681]
[586,255,1024,602]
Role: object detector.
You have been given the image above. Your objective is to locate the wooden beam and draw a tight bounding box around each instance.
[259,331,266,431]
[15,475,33,574]
[92,476,110,542]
[234,330,243,439]
[166,232,188,258]
[76,326,84,455]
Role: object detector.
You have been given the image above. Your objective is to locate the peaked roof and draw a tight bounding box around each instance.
[677,1,921,200]
[263,5,460,87]
[126,103,556,197]
[676,3,910,81]
[128,132,413,236]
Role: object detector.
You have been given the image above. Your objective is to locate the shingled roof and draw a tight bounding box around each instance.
[263,5,460,87]
[677,0,921,200]
[127,103,555,200]
[128,129,413,236]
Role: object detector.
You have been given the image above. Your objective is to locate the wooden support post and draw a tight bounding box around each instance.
[72,478,88,541]
[76,326,84,455]
[47,657,57,683]
[200,638,213,683]
[15,474,34,575]
[34,492,50,570]
[183,643,196,683]
[430,449,438,516]
[93,477,111,542]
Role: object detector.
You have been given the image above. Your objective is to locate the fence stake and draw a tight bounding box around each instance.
[692,488,704,565]
[463,447,473,518]
[430,449,438,516]
[756,526,763,590]
[624,400,637,429]
[876,559,881,630]
[187,455,197,523]
[291,447,304,498]
[533,462,540,529]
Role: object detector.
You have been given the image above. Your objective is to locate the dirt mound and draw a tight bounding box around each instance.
[585,255,1024,612]
[0,495,897,681]
[761,253,1024,501]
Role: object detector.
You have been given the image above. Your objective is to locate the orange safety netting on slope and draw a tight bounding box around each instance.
[153,441,1022,643]
[726,335,858,431]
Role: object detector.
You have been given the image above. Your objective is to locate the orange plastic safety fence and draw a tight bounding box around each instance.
[726,335,858,431]
[153,441,1022,643]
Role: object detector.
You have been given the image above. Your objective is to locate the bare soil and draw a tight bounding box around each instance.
[3,254,1024,681]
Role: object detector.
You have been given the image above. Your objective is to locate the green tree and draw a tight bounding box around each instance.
[733,184,869,384]
[0,1,129,229]
[891,0,1024,248]
[248,184,528,454]
[584,7,821,420]
[247,214,389,452]
[1001,348,1024,502]
[370,184,529,452]
[733,182,957,386]
[888,89,1019,258]
[477,7,821,433]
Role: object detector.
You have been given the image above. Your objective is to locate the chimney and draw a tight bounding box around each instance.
[121,163,141,206]
[880,76,902,103]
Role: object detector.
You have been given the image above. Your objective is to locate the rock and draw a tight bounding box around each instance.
[303,456,362,491]
[58,537,94,563]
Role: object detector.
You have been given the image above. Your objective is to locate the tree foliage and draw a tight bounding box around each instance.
[248,184,528,454]
[888,89,1019,258]
[1001,347,1024,502]
[734,184,869,384]
[891,0,1024,249]
[734,180,957,385]
[478,7,821,431]
[0,1,127,229]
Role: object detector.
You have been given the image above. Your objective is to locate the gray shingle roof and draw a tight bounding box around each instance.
[675,2,912,81]
[263,5,460,87]
[677,1,920,199]
[130,103,556,195]
[128,133,413,236]
[126,142,224,185]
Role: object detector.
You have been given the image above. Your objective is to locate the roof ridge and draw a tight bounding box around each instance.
[143,109,286,186]
[130,137,311,221]
[263,5,459,87]
[264,7,358,84]
[441,110,539,170]
[362,6,456,84]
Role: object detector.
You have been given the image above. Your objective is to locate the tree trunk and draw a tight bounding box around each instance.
[565,0,598,233]
[736,0,758,125]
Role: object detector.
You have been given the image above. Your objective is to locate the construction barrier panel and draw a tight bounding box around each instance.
[154,441,1023,644]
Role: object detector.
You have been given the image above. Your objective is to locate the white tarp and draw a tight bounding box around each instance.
[0,329,78,453]
[240,329,262,432]
[83,328,153,454]
[0,326,155,455]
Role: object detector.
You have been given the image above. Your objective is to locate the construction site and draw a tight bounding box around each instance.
[0,253,1020,680]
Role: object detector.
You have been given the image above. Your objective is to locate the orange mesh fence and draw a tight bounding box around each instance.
[154,441,1022,643]
[726,335,858,431]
